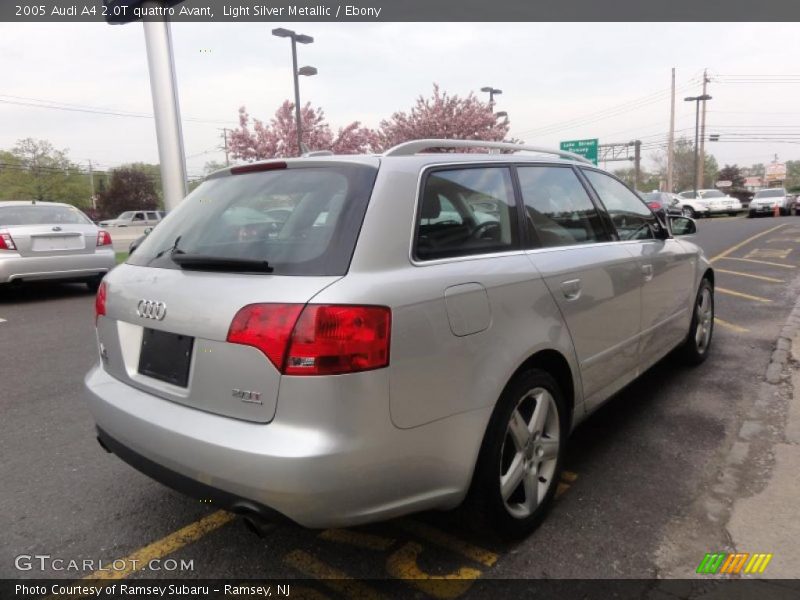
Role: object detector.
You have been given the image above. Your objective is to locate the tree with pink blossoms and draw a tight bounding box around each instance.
[377,84,511,151]
[227,102,378,161]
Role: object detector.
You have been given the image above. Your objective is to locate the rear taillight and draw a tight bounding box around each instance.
[227,304,305,371]
[0,232,16,250]
[227,303,391,376]
[95,281,107,324]
[97,230,112,246]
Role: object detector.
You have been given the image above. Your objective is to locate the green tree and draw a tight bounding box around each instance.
[785,160,800,191]
[652,137,719,192]
[203,160,227,176]
[0,139,91,205]
[612,167,660,192]
[96,166,158,219]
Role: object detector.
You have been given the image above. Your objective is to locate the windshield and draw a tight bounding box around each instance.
[642,192,663,202]
[117,211,135,219]
[0,204,92,226]
[755,189,785,198]
[701,190,725,198]
[128,164,378,276]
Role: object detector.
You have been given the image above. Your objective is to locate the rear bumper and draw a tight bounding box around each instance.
[84,365,490,528]
[0,250,115,283]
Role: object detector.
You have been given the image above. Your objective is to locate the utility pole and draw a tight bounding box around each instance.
[666,68,676,192]
[633,140,642,190]
[220,128,230,166]
[698,69,709,188]
[87,159,96,210]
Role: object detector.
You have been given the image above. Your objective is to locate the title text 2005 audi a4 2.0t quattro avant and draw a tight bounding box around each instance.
[85,139,714,539]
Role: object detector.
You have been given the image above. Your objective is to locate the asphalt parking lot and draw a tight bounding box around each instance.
[2,215,800,594]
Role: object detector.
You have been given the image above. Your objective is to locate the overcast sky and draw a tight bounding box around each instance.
[1,22,798,178]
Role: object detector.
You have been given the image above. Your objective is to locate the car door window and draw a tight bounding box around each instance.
[133,212,145,221]
[146,212,158,220]
[517,166,609,248]
[583,170,656,241]
[415,167,518,260]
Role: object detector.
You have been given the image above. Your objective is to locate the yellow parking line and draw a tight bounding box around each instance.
[397,519,498,567]
[714,269,784,283]
[319,528,395,551]
[716,287,772,303]
[386,542,481,600]
[714,318,749,333]
[717,256,796,269]
[710,224,786,263]
[284,549,384,600]
[561,470,578,483]
[84,510,234,580]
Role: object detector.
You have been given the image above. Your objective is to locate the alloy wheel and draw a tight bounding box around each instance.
[695,287,713,352]
[499,387,560,519]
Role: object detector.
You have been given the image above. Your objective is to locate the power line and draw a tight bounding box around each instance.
[0,94,236,125]
[515,76,702,138]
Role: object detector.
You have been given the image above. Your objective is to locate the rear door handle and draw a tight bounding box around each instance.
[641,264,654,282]
[560,278,582,301]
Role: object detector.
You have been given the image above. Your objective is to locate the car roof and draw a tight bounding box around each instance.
[0,200,75,208]
[209,152,590,181]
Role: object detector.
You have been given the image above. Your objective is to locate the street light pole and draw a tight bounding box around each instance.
[480,86,502,108]
[143,17,188,211]
[273,28,315,156]
[684,94,712,198]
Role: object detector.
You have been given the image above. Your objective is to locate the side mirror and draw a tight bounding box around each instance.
[144,227,154,236]
[669,216,697,236]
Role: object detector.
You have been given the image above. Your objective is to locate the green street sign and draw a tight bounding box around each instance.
[560,139,599,165]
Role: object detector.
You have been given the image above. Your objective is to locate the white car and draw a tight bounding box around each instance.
[678,190,742,217]
[99,210,164,228]
[748,188,793,217]
[659,192,709,219]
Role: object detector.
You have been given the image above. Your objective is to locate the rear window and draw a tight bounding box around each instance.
[701,190,725,198]
[0,205,92,226]
[755,189,785,198]
[128,164,378,276]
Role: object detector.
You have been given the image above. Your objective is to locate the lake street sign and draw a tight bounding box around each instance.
[560,139,599,165]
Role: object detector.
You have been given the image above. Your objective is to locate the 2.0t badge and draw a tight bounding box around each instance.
[136,300,167,320]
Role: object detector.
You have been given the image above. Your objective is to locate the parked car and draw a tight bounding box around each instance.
[641,191,684,217]
[85,140,714,539]
[0,201,116,291]
[748,188,794,217]
[678,189,742,216]
[665,192,710,219]
[99,210,164,228]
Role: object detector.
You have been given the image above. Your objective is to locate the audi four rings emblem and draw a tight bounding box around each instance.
[137,300,167,320]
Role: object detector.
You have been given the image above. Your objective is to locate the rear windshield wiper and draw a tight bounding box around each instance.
[171,254,273,273]
[153,235,184,259]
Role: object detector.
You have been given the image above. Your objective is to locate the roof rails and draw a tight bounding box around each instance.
[382,139,593,164]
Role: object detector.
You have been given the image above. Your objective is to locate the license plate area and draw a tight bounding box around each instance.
[31,235,84,251]
[138,328,194,387]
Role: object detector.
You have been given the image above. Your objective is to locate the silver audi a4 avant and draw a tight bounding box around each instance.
[85,139,714,538]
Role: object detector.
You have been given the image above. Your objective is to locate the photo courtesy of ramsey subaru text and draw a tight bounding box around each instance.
[85,139,714,539]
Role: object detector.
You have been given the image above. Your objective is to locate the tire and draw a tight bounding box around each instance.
[681,206,695,218]
[86,275,103,293]
[466,369,567,540]
[676,278,714,366]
